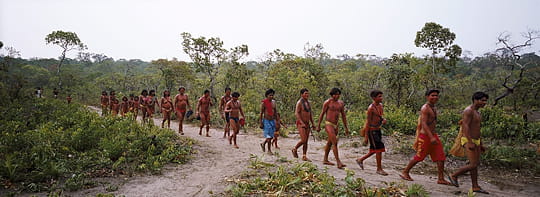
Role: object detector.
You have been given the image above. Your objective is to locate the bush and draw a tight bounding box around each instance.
[227,156,426,196]
[481,107,539,141]
[0,98,194,192]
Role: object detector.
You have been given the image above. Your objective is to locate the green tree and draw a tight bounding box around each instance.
[45,30,87,89]
[151,58,194,91]
[181,32,248,99]
[383,53,418,108]
[415,22,462,87]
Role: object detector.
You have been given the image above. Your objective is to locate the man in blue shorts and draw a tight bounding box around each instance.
[259,89,277,155]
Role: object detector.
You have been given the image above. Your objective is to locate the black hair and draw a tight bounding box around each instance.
[141,89,148,95]
[300,88,309,95]
[225,87,231,92]
[163,90,170,97]
[232,92,240,97]
[149,90,156,95]
[472,92,489,101]
[425,89,440,96]
[370,90,383,98]
[204,89,210,94]
[178,86,185,91]
[329,88,341,96]
[265,89,275,97]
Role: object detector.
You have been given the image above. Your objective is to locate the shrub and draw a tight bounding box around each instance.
[0,98,194,192]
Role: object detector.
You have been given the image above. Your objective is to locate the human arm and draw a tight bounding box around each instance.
[259,102,264,129]
[340,101,349,136]
[196,97,201,114]
[316,100,328,132]
[219,97,225,118]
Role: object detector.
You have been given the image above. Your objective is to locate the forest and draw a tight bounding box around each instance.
[1,22,539,195]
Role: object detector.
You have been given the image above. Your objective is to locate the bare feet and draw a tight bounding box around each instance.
[376,170,388,176]
[337,163,347,169]
[260,143,265,152]
[206,134,211,137]
[356,159,364,170]
[291,149,298,158]
[233,144,239,149]
[323,161,335,166]
[302,156,311,162]
[437,180,454,186]
[399,173,413,181]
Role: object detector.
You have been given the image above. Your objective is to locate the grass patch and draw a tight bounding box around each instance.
[227,155,426,196]
[0,98,194,193]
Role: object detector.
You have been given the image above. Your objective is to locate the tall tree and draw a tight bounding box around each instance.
[415,22,462,87]
[45,30,87,89]
[181,32,248,99]
[383,53,418,108]
[493,30,540,106]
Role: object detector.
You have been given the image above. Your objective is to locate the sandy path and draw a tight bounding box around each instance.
[70,112,539,197]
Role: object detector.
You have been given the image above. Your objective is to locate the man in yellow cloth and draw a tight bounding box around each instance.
[448,92,489,194]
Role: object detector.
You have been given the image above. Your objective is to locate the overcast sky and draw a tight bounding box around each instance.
[1,0,539,61]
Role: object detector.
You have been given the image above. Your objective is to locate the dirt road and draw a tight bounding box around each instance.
[70,114,539,197]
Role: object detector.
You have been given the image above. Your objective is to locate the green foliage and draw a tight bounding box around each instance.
[405,183,429,197]
[227,156,424,196]
[383,105,418,135]
[0,98,193,192]
[481,107,538,140]
[481,143,539,174]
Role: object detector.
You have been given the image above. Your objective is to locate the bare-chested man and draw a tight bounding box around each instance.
[120,96,129,117]
[111,98,120,117]
[292,88,316,162]
[174,87,191,135]
[317,88,349,169]
[109,90,116,115]
[400,89,453,186]
[259,89,277,155]
[139,90,149,123]
[356,90,388,175]
[219,88,233,138]
[197,90,213,137]
[132,96,140,121]
[146,90,159,122]
[100,91,109,116]
[161,90,173,129]
[224,92,245,148]
[448,92,489,194]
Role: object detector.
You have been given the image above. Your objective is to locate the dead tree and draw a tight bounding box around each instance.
[493,30,539,106]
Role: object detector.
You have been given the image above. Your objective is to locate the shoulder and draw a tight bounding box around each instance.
[462,106,474,115]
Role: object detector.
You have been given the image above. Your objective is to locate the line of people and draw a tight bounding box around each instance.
[98,87,490,194]
[252,87,490,194]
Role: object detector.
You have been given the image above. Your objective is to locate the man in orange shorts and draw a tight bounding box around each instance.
[400,89,453,186]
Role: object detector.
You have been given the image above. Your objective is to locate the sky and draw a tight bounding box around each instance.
[1,0,539,61]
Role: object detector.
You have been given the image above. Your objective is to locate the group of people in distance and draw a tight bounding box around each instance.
[99,86,490,194]
[35,87,72,103]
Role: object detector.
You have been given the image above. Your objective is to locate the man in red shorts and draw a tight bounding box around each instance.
[400,89,453,186]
